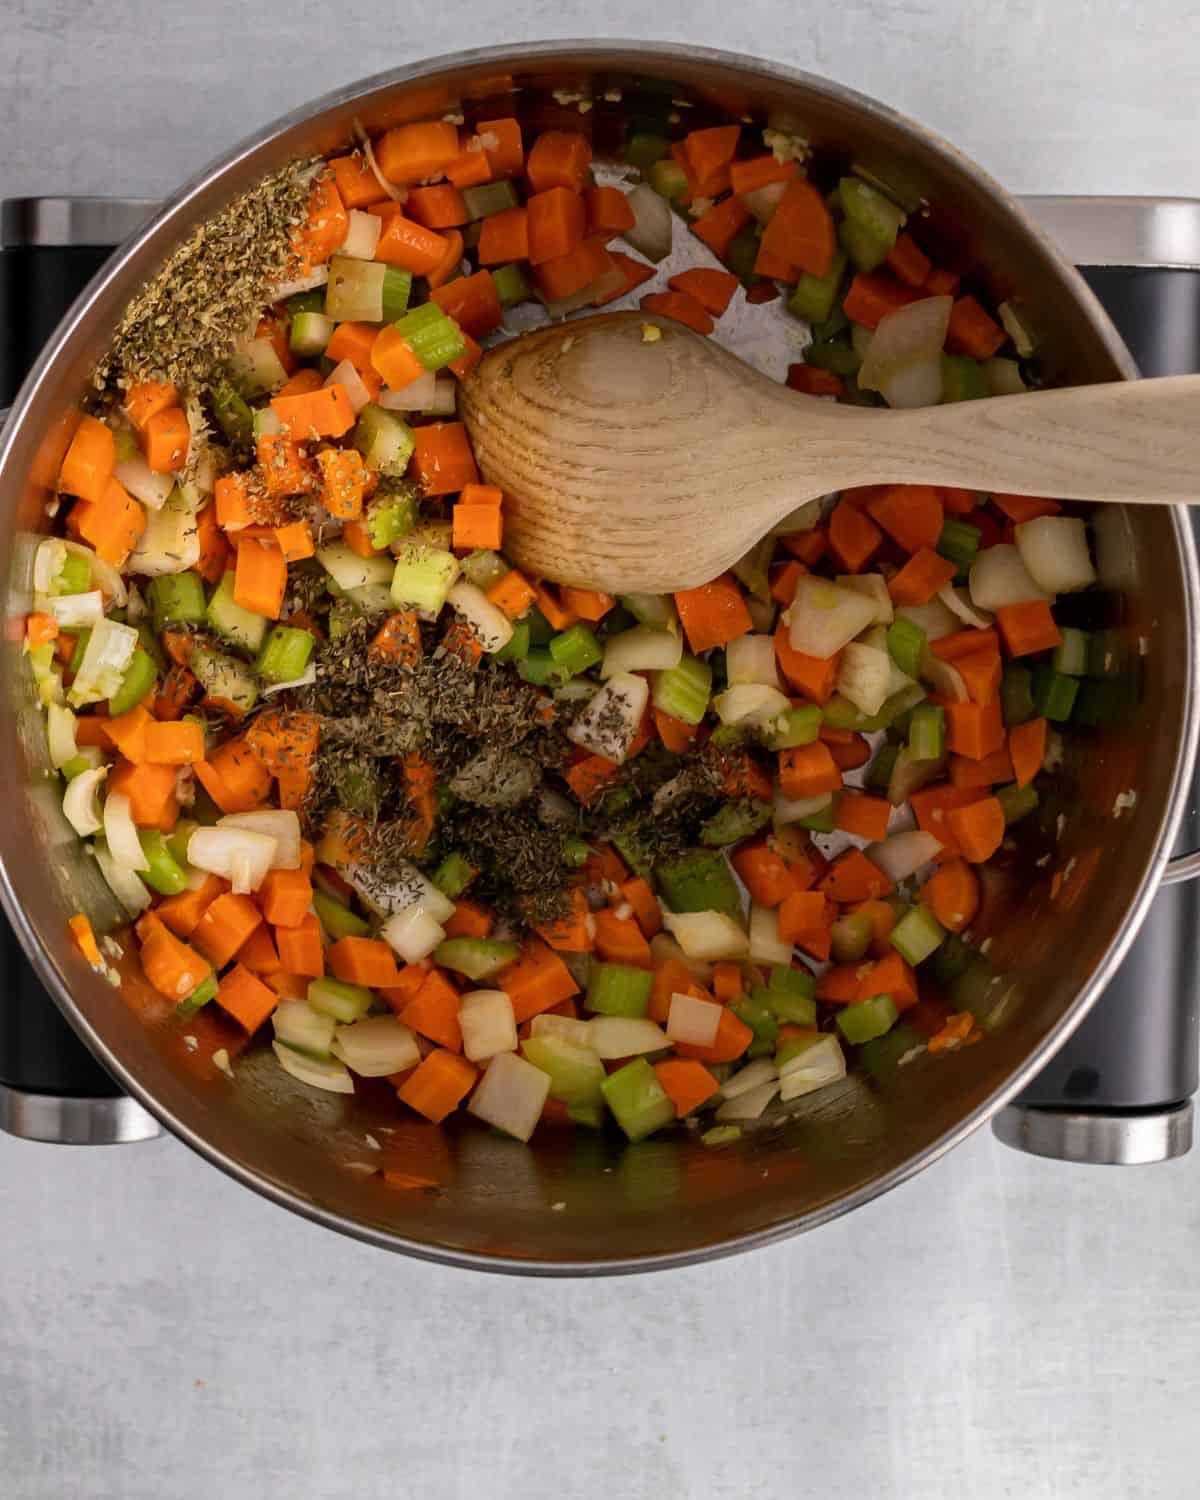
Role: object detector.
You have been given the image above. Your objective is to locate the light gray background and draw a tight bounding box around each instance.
[4,4,1199,1497]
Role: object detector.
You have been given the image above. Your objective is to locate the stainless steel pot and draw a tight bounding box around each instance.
[1,42,1196,1274]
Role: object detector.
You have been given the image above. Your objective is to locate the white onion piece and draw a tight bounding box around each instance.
[468,1050,549,1142]
[331,1016,421,1077]
[867,829,943,882]
[34,538,66,595]
[220,810,301,869]
[340,208,382,260]
[623,183,673,262]
[349,859,455,922]
[530,1012,595,1049]
[49,591,104,629]
[273,1041,355,1094]
[379,904,445,963]
[1015,516,1096,594]
[741,180,788,223]
[114,452,174,511]
[895,596,958,642]
[713,683,791,727]
[446,580,513,654]
[324,359,372,414]
[969,544,1050,610]
[430,377,457,417]
[779,1035,846,1101]
[919,650,968,703]
[857,296,952,406]
[128,491,200,578]
[720,1057,778,1099]
[837,573,893,625]
[268,265,329,302]
[771,499,823,536]
[938,584,993,629]
[716,1078,781,1122]
[458,990,519,1063]
[663,910,749,962]
[588,1016,669,1060]
[103,792,148,872]
[836,642,892,716]
[378,371,438,412]
[46,704,78,770]
[983,357,1027,396]
[566,672,648,764]
[788,577,878,659]
[666,992,722,1047]
[93,841,152,916]
[774,790,832,825]
[749,901,794,966]
[262,664,317,696]
[601,624,682,678]
[124,584,146,624]
[254,408,282,439]
[888,746,945,806]
[726,634,780,688]
[62,766,106,836]
[65,541,125,606]
[188,827,277,893]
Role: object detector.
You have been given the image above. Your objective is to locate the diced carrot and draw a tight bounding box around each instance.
[213,963,277,1034]
[779,742,842,800]
[585,184,635,241]
[944,697,1005,761]
[140,924,211,1002]
[887,547,957,607]
[786,364,844,397]
[441,899,494,941]
[328,152,388,209]
[314,447,366,522]
[325,320,378,372]
[526,187,585,266]
[486,569,537,620]
[816,963,869,1003]
[122,380,179,435]
[143,719,204,766]
[618,877,662,939]
[923,859,980,932]
[73,478,146,566]
[929,627,999,662]
[776,890,828,943]
[817,847,893,903]
[729,155,798,196]
[194,736,270,815]
[991,493,1062,524]
[995,601,1062,657]
[745,281,782,304]
[946,795,1006,863]
[594,250,656,306]
[780,529,827,567]
[689,195,752,260]
[866,484,944,555]
[405,183,468,229]
[258,867,313,929]
[445,141,494,189]
[774,619,838,704]
[1009,717,1047,790]
[769,560,805,607]
[477,205,529,265]
[192,892,263,969]
[274,911,324,977]
[857,952,918,1011]
[377,964,429,1015]
[446,328,481,381]
[593,907,652,967]
[270,385,355,440]
[143,407,190,473]
[375,121,460,185]
[107,757,178,832]
[654,1058,720,1117]
[564,752,619,807]
[398,967,462,1052]
[67,912,103,969]
[886,231,932,288]
[431,268,504,338]
[828,498,883,573]
[946,295,1006,360]
[257,435,313,499]
[711,961,744,1003]
[526,581,576,632]
[730,841,811,907]
[835,791,892,843]
[398,1048,477,1123]
[474,117,523,178]
[531,887,591,953]
[370,324,426,391]
[232,536,287,620]
[559,587,614,622]
[426,229,465,290]
[760,178,836,277]
[497,940,580,1023]
[274,519,315,565]
[938,486,977,517]
[58,413,116,503]
[237,924,280,976]
[650,707,697,755]
[681,125,740,196]
[26,612,58,648]
[158,873,226,938]
[214,473,255,533]
[849,897,898,957]
[102,703,153,762]
[842,271,923,329]
[674,573,752,653]
[328,936,402,988]
[639,289,713,335]
[341,513,376,559]
[409,422,479,496]
[290,175,348,268]
[821,727,871,772]
[526,130,591,193]
[753,242,798,283]
[536,239,614,303]
[925,267,960,297]
[649,958,698,1025]
[955,648,1003,706]
[674,1005,753,1065]
[909,783,988,859]
[949,744,1014,787]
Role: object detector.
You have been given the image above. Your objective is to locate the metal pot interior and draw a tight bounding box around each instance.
[0,44,1194,1272]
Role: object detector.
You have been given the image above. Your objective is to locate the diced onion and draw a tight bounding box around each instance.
[467,1050,549,1142]
[34,537,67,594]
[458,989,519,1063]
[716,1078,780,1121]
[836,642,892,716]
[316,541,394,592]
[446,580,514,654]
[938,584,993,629]
[114,452,174,511]
[741,180,788,223]
[128,491,200,578]
[867,829,943,882]
[188,826,278,893]
[379,904,445,963]
[48,591,104,629]
[857,296,952,409]
[969,544,1050,611]
[103,792,148,871]
[984,357,1027,396]
[378,371,438,412]
[726,634,780,688]
[324,359,372,414]
[349,860,455,922]
[340,208,382,260]
[774,790,832,825]
[788,577,878,659]
[66,617,138,708]
[771,499,823,536]
[895,596,958,642]
[262,664,317,695]
[720,1057,778,1099]
[663,910,749,962]
[666,992,722,1047]
[623,183,673,262]
[919,649,968,703]
[46,703,78,770]
[888,746,945,806]
[837,573,893,624]
[268,265,330,302]
[62,766,106,836]
[1015,516,1096,595]
[219,810,301,869]
[601,624,682,678]
[93,841,152,916]
[567,672,649,764]
[430,377,457,416]
[749,901,793,966]
[779,1035,846,1101]
[587,1016,669,1060]
[272,1041,355,1094]
[530,1012,594,1049]
[713,683,791,727]
[330,1016,421,1076]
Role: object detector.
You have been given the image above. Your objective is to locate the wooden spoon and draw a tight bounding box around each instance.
[459,310,1200,594]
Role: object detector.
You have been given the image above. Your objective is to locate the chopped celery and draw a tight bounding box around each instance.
[289,311,333,357]
[68,617,139,707]
[136,620,167,674]
[517,648,571,687]
[1053,627,1090,676]
[525,607,554,646]
[769,965,815,999]
[366,487,419,549]
[549,623,602,676]
[190,647,258,714]
[886,616,925,679]
[831,911,874,963]
[996,781,1039,825]
[908,703,945,762]
[562,836,591,867]
[865,740,900,795]
[890,905,945,965]
[148,572,206,629]
[731,535,775,602]
[462,181,520,219]
[702,1124,743,1147]
[493,619,531,663]
[837,992,898,1044]
[600,1057,674,1141]
[226,336,288,400]
[353,404,415,478]
[521,1035,606,1107]
[56,552,91,595]
[586,963,654,1018]
[390,545,460,619]
[941,354,988,402]
[620,593,678,632]
[68,628,92,675]
[138,830,189,896]
[625,131,671,169]
[652,654,712,726]
[805,337,860,377]
[307,976,374,1023]
[107,648,157,717]
[1031,665,1079,722]
[207,571,267,654]
[175,972,218,1019]
[648,159,689,206]
[256,625,315,684]
[312,888,369,940]
[796,798,837,833]
[286,288,326,317]
[1001,663,1035,725]
[938,518,982,572]
[755,981,816,1026]
[62,749,103,780]
[491,263,531,307]
[787,249,847,325]
[731,995,779,1058]
[324,255,386,322]
[700,801,772,847]
[461,549,509,591]
[434,937,521,981]
[167,819,199,867]
[432,852,477,900]
[838,177,904,266]
[380,266,413,323]
[392,302,467,372]
[760,704,822,750]
[654,848,742,918]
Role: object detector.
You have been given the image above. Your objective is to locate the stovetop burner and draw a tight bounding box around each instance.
[1,195,1198,1159]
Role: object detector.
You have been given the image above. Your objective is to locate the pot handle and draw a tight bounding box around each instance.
[1160,850,1200,886]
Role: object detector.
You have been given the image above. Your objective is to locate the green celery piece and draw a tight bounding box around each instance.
[996,781,1039,825]
[68,627,92,675]
[864,739,900,795]
[625,131,671,170]
[700,800,772,847]
[289,311,332,357]
[461,549,509,591]
[610,829,654,881]
[136,620,167,674]
[769,965,815,999]
[57,552,91,595]
[938,518,982,572]
[206,571,267,654]
[648,159,689,206]
[1031,665,1079,722]
[148,572,206,630]
[754,982,816,1026]
[805,337,861,377]
[586,963,654,1018]
[190,646,258,714]
[600,1058,674,1141]
[908,704,945,762]
[941,355,989,402]
[366,486,419,549]
[61,750,103,780]
[651,654,712,726]
[731,535,774,602]
[432,852,477,899]
[286,288,326,317]
[307,977,373,1023]
[812,305,850,341]
[831,911,874,963]
[889,905,945,965]
[327,599,358,641]
[462,181,520,219]
[353,405,415,478]
[380,267,413,323]
[1053,627,1090,676]
[549,623,602,676]
[107,648,157,717]
[521,1036,606,1107]
[731,996,779,1057]
[886,616,925,678]
[525,607,554,646]
[256,625,315,684]
[760,704,822,751]
[517,647,570,687]
[491,263,531,307]
[166,819,199,867]
[837,992,898,1044]
[787,249,848,325]
[796,798,837,833]
[392,303,466,372]
[838,218,889,272]
[725,224,762,288]
[312,889,369,941]
[568,1100,606,1129]
[839,177,905,253]
[175,972,218,1019]
[210,379,254,451]
[654,848,742,918]
[434,937,521,982]
[702,1124,742,1147]
[561,836,591,868]
[493,619,531,663]
[1001,663,1035,725]
[138,831,189,896]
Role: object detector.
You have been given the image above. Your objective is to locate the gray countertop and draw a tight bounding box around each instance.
[4,3,1199,1496]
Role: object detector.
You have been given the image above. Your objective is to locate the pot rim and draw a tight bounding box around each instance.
[2,39,1197,1275]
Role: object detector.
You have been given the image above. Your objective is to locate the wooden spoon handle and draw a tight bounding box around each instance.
[865,373,1200,504]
